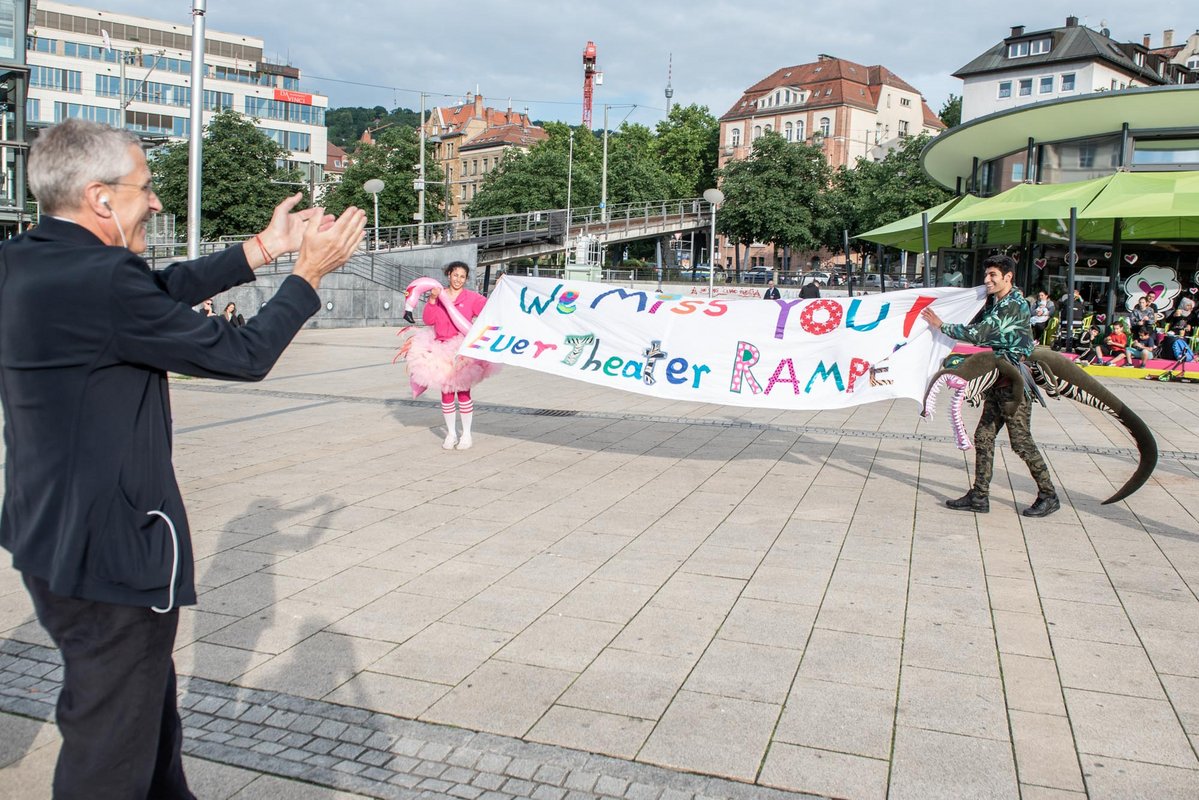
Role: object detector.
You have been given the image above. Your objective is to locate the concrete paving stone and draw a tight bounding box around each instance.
[1063,688,1198,768]
[312,719,349,739]
[237,632,395,699]
[991,610,1053,659]
[528,705,655,761]
[681,639,802,705]
[545,531,635,563]
[1008,710,1086,793]
[496,554,598,595]
[1079,754,1199,799]
[589,552,685,588]
[194,549,283,590]
[266,544,377,582]
[758,742,888,800]
[985,576,1043,614]
[443,585,563,635]
[289,566,412,611]
[898,666,1010,741]
[413,759,447,778]
[1161,674,1199,734]
[681,545,766,581]
[889,725,1019,800]
[715,598,816,650]
[562,770,599,792]
[1119,589,1199,633]
[370,622,510,684]
[202,598,347,656]
[637,691,778,782]
[1051,637,1165,699]
[1032,568,1120,607]
[1137,625,1199,678]
[1040,598,1140,646]
[529,786,567,800]
[176,608,243,648]
[906,582,993,628]
[503,777,538,795]
[422,661,576,737]
[303,737,338,755]
[1014,786,1086,800]
[323,670,449,719]
[813,589,906,639]
[593,775,629,796]
[797,628,902,691]
[550,580,658,626]
[611,604,725,661]
[774,677,896,759]
[735,565,832,607]
[323,591,460,644]
[495,615,621,673]
[558,648,694,720]
[901,617,1000,678]
[451,786,486,800]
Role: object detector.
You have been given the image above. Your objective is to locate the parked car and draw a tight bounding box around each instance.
[740,268,772,284]
[800,271,831,286]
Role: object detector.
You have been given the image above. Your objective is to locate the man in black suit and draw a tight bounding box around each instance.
[763,279,781,300]
[0,120,366,799]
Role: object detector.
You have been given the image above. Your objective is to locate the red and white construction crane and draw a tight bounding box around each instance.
[582,41,602,129]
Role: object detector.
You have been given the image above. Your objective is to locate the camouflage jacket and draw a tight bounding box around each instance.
[940,287,1035,364]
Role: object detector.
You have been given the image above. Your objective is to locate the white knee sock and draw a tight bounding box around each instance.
[441,401,457,448]
[457,397,474,449]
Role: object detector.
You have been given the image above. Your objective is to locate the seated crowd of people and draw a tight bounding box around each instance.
[1031,290,1196,367]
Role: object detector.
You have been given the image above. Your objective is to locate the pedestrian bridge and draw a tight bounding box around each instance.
[154,198,714,294]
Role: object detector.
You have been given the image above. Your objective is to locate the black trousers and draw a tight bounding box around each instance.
[23,574,195,800]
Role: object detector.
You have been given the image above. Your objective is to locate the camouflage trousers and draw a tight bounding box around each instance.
[971,382,1056,498]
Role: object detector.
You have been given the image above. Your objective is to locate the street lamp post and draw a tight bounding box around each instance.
[703,188,725,298]
[363,179,384,249]
[417,93,427,245]
[600,105,609,224]
[565,130,574,257]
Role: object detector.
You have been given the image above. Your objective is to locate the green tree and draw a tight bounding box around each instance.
[655,103,719,197]
[322,126,445,227]
[605,122,675,206]
[150,109,304,240]
[716,131,832,259]
[467,123,601,217]
[939,94,961,128]
[831,133,951,248]
[325,105,423,150]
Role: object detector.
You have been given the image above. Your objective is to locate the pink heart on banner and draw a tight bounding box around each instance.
[1138,281,1165,300]
[1191,288,1198,295]
[1124,254,1139,265]
[1034,258,1047,270]
[1104,251,1112,259]
[1086,258,1098,267]
[1096,314,1106,323]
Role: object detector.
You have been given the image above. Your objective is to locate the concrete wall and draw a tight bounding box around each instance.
[207,243,478,329]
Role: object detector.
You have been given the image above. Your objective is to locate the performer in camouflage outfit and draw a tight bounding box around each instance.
[921,255,1059,517]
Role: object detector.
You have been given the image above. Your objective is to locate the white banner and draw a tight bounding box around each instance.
[459,277,986,410]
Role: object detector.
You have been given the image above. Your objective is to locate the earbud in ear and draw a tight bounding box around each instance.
[100,196,111,207]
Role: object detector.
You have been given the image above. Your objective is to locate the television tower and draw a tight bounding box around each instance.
[664,54,673,115]
[582,41,599,129]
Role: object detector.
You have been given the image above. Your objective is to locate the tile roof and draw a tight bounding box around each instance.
[460,123,549,152]
[953,23,1169,84]
[719,56,936,122]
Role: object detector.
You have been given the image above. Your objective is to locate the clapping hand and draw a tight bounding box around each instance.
[291,206,367,290]
[254,193,336,266]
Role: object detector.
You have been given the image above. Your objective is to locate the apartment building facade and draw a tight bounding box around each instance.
[422,92,546,219]
[25,1,327,175]
[717,54,944,270]
[955,16,1192,124]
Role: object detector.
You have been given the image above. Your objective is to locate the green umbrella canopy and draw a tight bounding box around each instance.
[855,194,982,251]
[938,175,1114,223]
[1077,171,1199,239]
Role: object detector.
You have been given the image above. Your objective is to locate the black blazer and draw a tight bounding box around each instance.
[0,217,320,609]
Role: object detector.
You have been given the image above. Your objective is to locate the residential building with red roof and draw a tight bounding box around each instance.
[422,92,548,218]
[717,54,944,270]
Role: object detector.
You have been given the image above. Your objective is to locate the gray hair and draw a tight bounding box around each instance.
[29,119,143,215]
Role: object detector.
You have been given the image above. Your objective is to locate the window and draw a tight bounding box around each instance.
[1030,38,1051,55]
[1007,41,1030,58]
[796,120,804,141]
[31,65,82,93]
[1078,145,1095,169]
[1011,162,1024,182]
[1018,79,1033,96]
[753,124,762,140]
[1061,73,1076,92]
[1039,76,1053,94]
[471,159,478,175]
[1132,137,1199,167]
[900,97,912,107]
[730,127,741,147]
[898,120,910,138]
[26,98,40,122]
[53,102,120,126]
[1111,79,1118,90]
[1188,56,1199,70]
[243,97,325,125]
[784,121,793,141]
[819,117,830,137]
[764,123,772,133]
[998,81,1012,98]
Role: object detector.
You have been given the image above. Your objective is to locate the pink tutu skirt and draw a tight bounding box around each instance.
[401,328,501,396]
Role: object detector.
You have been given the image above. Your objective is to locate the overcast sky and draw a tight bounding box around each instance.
[97,1,1187,125]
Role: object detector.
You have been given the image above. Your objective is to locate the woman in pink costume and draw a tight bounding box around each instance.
[402,261,498,449]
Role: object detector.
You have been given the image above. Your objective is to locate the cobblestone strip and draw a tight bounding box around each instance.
[1,638,824,800]
[175,383,1195,462]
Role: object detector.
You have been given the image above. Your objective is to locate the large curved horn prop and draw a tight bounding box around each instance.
[1029,347,1158,504]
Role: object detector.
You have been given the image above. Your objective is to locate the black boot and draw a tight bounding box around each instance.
[1022,493,1060,518]
[946,490,989,513]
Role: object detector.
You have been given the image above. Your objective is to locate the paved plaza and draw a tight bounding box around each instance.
[2,326,1199,800]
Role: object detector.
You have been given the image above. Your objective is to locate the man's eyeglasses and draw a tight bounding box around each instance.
[107,181,156,196]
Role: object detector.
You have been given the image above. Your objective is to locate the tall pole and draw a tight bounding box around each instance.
[600,105,609,223]
[921,212,931,289]
[186,0,207,259]
[708,209,717,298]
[1066,207,1078,348]
[372,192,380,250]
[844,229,853,298]
[565,130,574,259]
[417,93,426,245]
